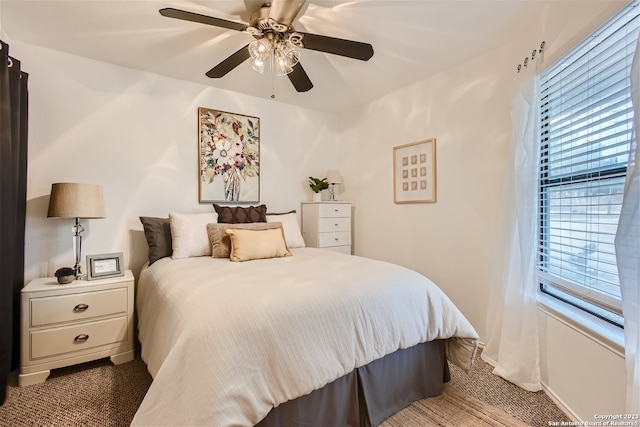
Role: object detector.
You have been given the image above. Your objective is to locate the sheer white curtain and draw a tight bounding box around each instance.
[482,74,542,392]
[615,31,640,414]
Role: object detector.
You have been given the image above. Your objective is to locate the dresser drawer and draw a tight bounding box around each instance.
[31,288,127,327]
[323,245,352,255]
[318,203,351,218]
[318,217,351,233]
[301,202,352,255]
[30,316,128,360]
[318,231,351,247]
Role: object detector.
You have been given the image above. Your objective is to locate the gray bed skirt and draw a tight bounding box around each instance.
[256,339,449,427]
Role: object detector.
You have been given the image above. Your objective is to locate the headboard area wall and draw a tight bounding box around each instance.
[17,41,340,282]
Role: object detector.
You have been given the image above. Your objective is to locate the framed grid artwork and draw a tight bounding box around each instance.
[393,138,436,203]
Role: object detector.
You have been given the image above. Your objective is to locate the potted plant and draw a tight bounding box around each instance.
[308,177,329,201]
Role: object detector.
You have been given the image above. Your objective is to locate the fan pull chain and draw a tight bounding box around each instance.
[271,70,276,99]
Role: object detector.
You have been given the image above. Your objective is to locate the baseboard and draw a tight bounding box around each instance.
[477,343,581,423]
[541,381,581,422]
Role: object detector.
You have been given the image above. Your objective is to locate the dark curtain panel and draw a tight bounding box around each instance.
[0,40,29,405]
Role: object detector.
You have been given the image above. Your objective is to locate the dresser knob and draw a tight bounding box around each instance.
[74,334,89,343]
[73,304,89,312]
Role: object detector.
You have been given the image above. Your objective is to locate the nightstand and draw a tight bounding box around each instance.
[19,271,135,387]
[301,201,352,254]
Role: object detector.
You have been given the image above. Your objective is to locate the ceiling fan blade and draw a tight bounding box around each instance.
[205,45,251,78]
[287,62,313,92]
[159,8,248,32]
[268,0,307,28]
[298,32,374,61]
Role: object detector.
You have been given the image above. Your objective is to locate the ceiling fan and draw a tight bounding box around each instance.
[159,0,374,93]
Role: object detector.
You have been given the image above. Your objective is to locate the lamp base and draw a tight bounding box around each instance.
[72,217,84,279]
[328,185,337,201]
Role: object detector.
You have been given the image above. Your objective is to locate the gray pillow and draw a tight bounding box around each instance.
[139,216,172,265]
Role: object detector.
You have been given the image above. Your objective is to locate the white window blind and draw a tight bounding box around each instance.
[538,1,639,325]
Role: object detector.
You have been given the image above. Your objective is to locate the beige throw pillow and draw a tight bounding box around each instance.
[226,227,291,262]
[207,222,283,258]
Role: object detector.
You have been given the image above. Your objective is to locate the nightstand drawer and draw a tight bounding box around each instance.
[318,204,351,218]
[318,231,351,247]
[30,316,128,360]
[318,217,351,232]
[31,288,127,327]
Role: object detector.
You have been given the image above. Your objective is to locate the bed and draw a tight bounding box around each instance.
[131,231,479,426]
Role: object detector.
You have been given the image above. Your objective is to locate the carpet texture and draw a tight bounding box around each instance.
[381,384,531,427]
[0,358,151,426]
[0,349,568,426]
[448,349,569,427]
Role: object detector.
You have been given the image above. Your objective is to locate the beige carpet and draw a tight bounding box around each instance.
[0,358,151,426]
[381,384,531,427]
[0,349,568,426]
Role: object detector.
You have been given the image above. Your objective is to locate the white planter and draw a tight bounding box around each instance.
[312,192,322,202]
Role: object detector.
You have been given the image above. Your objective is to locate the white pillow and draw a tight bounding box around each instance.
[266,212,305,248]
[169,212,218,259]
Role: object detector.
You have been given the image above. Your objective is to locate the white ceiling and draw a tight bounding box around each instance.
[0,1,599,112]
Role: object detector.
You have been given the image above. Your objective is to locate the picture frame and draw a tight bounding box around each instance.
[393,138,437,204]
[198,107,260,203]
[86,252,124,281]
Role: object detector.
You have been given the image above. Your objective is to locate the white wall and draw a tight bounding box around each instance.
[539,307,626,420]
[9,41,339,281]
[337,0,628,421]
[5,0,630,421]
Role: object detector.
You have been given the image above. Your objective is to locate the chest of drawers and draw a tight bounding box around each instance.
[19,271,135,386]
[301,202,352,254]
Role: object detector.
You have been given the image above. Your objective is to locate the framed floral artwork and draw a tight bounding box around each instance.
[198,107,260,203]
[393,138,436,203]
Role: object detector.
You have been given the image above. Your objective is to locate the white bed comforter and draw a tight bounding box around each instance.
[132,248,478,426]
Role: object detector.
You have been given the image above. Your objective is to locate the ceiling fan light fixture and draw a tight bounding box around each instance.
[250,57,266,74]
[248,38,272,74]
[248,37,300,76]
[248,38,270,60]
[160,5,374,93]
[273,40,300,76]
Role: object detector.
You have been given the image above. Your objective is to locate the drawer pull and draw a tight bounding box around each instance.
[74,334,89,343]
[73,304,89,312]
[335,238,339,241]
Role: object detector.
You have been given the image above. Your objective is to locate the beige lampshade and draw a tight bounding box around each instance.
[326,170,342,184]
[47,183,106,219]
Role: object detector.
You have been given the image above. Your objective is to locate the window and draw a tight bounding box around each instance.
[538,1,639,327]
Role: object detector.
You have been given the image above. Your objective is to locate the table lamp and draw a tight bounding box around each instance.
[47,183,106,279]
[326,170,342,201]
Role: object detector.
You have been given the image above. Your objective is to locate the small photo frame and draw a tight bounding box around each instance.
[86,252,124,281]
[393,138,436,204]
